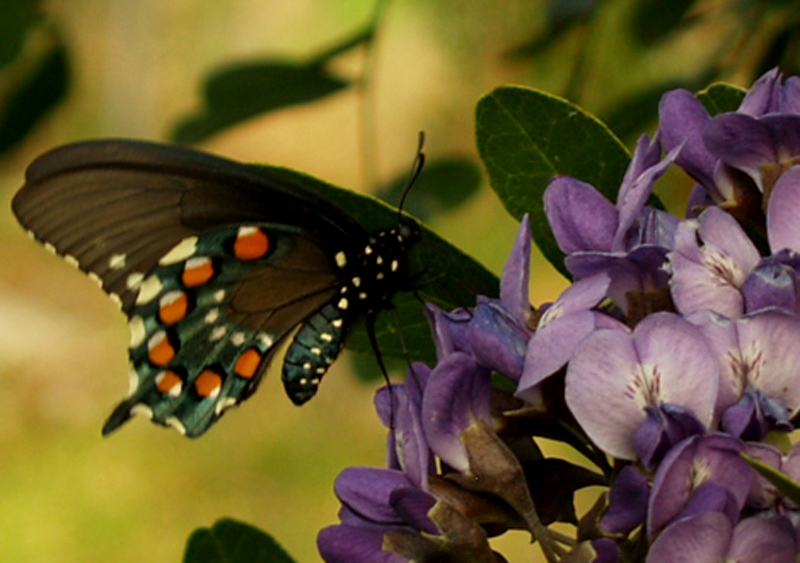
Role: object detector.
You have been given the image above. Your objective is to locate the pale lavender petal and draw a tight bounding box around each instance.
[647,512,732,563]
[544,176,618,254]
[689,311,741,415]
[767,166,800,253]
[614,137,680,251]
[739,67,781,116]
[744,442,783,509]
[500,214,531,319]
[695,207,761,269]
[628,313,718,426]
[703,113,777,183]
[648,434,750,537]
[659,89,715,188]
[780,75,800,113]
[728,515,800,562]
[564,326,644,459]
[565,313,716,460]
[518,310,601,396]
[421,352,490,473]
[735,309,800,414]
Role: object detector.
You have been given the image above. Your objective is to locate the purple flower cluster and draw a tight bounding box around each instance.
[319,69,800,561]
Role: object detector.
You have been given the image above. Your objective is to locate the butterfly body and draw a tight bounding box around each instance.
[13,140,419,437]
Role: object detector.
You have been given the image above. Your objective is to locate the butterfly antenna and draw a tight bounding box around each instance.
[398,132,426,218]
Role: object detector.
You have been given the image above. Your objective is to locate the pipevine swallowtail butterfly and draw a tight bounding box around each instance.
[12,139,422,437]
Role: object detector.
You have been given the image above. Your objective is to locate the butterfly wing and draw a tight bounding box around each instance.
[13,140,368,436]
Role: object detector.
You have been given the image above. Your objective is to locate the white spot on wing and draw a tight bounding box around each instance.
[209,325,227,341]
[88,271,104,289]
[109,253,127,270]
[127,363,139,396]
[165,416,187,435]
[257,332,274,347]
[337,297,348,310]
[204,308,220,324]
[335,251,347,268]
[213,289,226,303]
[159,236,198,265]
[130,403,154,420]
[64,254,79,268]
[136,275,163,305]
[128,315,146,348]
[126,272,144,291]
[215,397,238,415]
[231,332,246,346]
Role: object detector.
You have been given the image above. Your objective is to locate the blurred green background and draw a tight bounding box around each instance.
[0,0,795,560]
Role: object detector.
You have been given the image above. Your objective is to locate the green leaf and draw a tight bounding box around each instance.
[0,0,39,69]
[377,157,482,221]
[696,83,747,116]
[183,518,295,563]
[741,453,800,505]
[475,86,630,277]
[172,26,373,144]
[0,40,69,154]
[259,165,499,366]
[172,61,349,144]
[629,0,698,45]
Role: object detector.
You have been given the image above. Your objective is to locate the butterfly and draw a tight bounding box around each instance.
[12,139,421,437]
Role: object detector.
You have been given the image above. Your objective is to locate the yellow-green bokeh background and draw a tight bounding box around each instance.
[0,1,758,561]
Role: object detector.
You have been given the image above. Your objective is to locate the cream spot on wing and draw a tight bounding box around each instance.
[159,236,198,265]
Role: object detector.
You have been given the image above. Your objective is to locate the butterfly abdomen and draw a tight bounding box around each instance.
[281,219,420,404]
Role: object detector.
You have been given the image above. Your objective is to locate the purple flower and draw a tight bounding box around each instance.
[516,271,626,401]
[668,204,800,317]
[544,134,679,314]
[647,434,752,538]
[647,513,799,563]
[744,442,800,510]
[660,68,800,219]
[564,313,718,460]
[690,309,800,436]
[425,214,533,381]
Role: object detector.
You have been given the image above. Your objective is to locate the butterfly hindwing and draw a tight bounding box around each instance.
[104,223,343,436]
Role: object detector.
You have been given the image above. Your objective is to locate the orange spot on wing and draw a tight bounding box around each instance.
[195,369,223,398]
[156,370,183,396]
[148,333,176,366]
[182,257,214,287]
[234,228,270,260]
[234,348,262,379]
[159,292,189,325]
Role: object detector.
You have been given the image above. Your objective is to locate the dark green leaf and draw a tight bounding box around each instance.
[378,157,482,221]
[741,453,800,505]
[475,86,630,277]
[183,518,295,563]
[696,83,747,116]
[172,25,373,144]
[172,61,349,144]
[259,165,499,365]
[629,0,698,45]
[0,40,69,154]
[0,0,39,69]
[505,0,599,59]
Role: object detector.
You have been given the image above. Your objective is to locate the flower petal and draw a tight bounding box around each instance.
[544,176,618,254]
[767,165,800,253]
